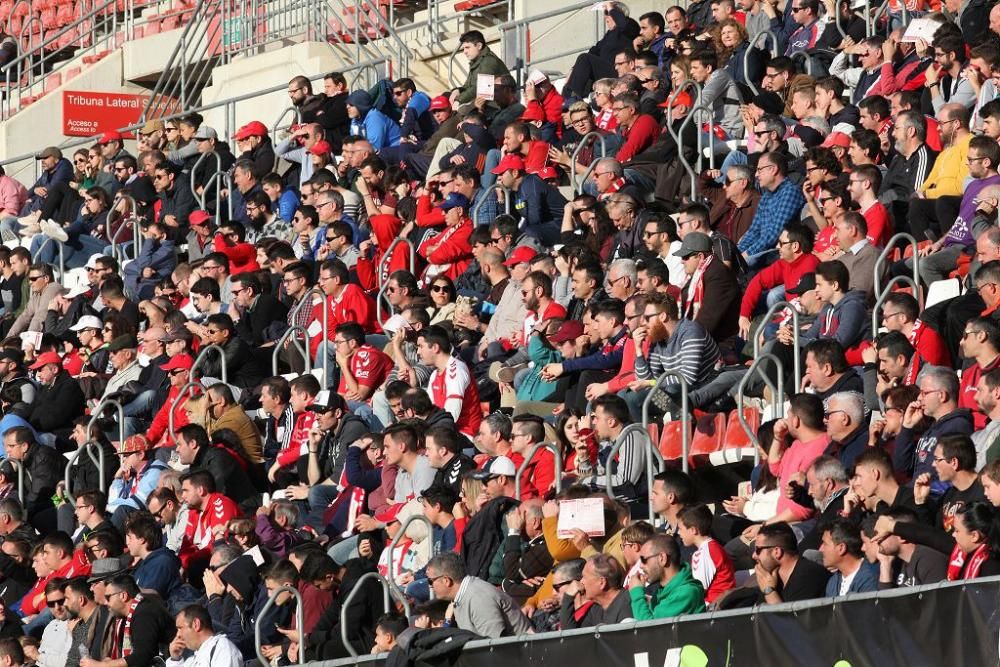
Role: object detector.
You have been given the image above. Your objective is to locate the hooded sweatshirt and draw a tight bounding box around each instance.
[347,91,401,151]
[802,289,868,350]
[894,409,975,495]
[355,214,410,291]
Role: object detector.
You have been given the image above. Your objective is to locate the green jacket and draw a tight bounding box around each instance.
[516,334,562,402]
[458,47,511,104]
[629,565,706,620]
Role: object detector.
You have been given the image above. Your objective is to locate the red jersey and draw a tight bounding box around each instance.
[276,411,316,468]
[308,284,376,357]
[338,344,394,398]
[522,301,568,346]
[960,356,1000,429]
[862,200,892,248]
[429,356,481,437]
[193,492,241,551]
[910,319,951,367]
[517,446,556,500]
[690,538,736,604]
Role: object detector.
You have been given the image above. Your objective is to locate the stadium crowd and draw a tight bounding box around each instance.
[0,0,1000,662]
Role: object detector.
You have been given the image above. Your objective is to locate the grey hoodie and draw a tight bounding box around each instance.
[802,289,868,349]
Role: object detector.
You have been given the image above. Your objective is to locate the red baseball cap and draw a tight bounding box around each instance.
[118,434,149,455]
[660,91,693,108]
[309,140,332,157]
[503,245,538,267]
[189,210,211,226]
[374,502,405,524]
[29,351,62,370]
[822,131,851,149]
[96,130,123,144]
[160,353,194,372]
[537,166,559,180]
[548,320,585,344]
[519,105,545,122]
[233,121,268,141]
[491,154,526,175]
[430,96,451,111]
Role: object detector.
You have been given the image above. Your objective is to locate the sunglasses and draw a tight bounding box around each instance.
[431,285,450,293]
[46,599,66,608]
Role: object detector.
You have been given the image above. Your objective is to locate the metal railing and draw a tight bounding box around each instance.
[745,30,779,96]
[874,232,921,302]
[495,0,604,86]
[569,132,608,194]
[373,237,418,326]
[604,423,654,519]
[666,78,703,200]
[272,324,309,375]
[341,572,396,658]
[32,237,64,285]
[65,398,122,503]
[289,286,328,381]
[737,352,784,466]
[192,343,228,384]
[7,459,25,506]
[469,184,510,228]
[753,300,802,390]
[384,514,429,612]
[254,585,304,666]
[514,442,563,499]
[190,151,222,212]
[642,372,690,474]
[167,380,201,445]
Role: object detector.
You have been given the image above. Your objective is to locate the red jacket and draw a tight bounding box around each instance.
[213,235,260,274]
[415,194,447,228]
[146,384,197,447]
[517,446,556,500]
[356,214,412,291]
[960,356,1000,430]
[615,114,661,163]
[740,253,820,318]
[419,218,473,282]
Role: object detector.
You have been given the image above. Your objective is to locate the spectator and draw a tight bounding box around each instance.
[819,518,880,596]
[425,552,532,638]
[628,534,705,619]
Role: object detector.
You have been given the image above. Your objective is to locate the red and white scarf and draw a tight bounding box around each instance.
[112,593,143,659]
[682,254,714,320]
[947,543,990,580]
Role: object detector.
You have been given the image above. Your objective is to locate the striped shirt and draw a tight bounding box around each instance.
[634,318,721,388]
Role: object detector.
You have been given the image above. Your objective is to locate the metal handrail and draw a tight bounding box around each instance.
[32,237,64,285]
[789,51,815,76]
[737,352,784,466]
[514,442,564,499]
[206,171,234,220]
[65,398,122,502]
[191,343,228,384]
[688,102,717,191]
[377,238,415,280]
[254,584,304,667]
[190,151,222,212]
[272,324,309,375]
[384,514,429,611]
[642,372,690,473]
[11,459,24,506]
[106,212,135,266]
[469,185,511,229]
[495,0,605,79]
[874,232,921,303]
[341,572,396,658]
[753,300,802,390]
[872,275,920,337]
[604,423,653,518]
[167,380,201,445]
[569,131,609,193]
[745,30,779,96]
[271,105,301,139]
[290,286,328,382]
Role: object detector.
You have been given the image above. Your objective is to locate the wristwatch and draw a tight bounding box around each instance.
[761,585,775,595]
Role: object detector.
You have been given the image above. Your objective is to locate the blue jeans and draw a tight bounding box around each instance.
[327,535,359,565]
[347,400,384,432]
[120,389,158,438]
[308,483,339,513]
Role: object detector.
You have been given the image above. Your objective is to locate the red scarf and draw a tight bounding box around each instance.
[682,254,713,320]
[947,543,990,580]
[111,593,143,659]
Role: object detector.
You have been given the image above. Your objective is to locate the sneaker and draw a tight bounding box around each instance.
[488,361,504,383]
[497,363,527,384]
[16,211,39,227]
[18,220,40,238]
[42,219,68,243]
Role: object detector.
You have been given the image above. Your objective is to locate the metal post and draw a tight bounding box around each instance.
[569,131,608,193]
[745,30,779,96]
[874,232,921,304]
[189,151,222,209]
[271,105,301,138]
[14,460,23,506]
[385,515,430,610]
[32,238,64,286]
[191,343,228,384]
[737,352,785,465]
[872,276,921,338]
[604,423,653,519]
[272,325,310,375]
[254,585,304,667]
[377,238,415,278]
[753,300,801,391]
[340,572,397,658]
[290,286,328,383]
[641,372,690,473]
[514,442,564,499]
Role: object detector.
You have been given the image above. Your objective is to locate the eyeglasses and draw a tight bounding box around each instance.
[755,163,775,173]
[882,311,906,321]
[552,579,578,592]
[570,117,590,125]
[824,409,846,419]
[967,156,989,164]
[27,275,44,281]
[392,89,406,96]
[639,553,662,564]
[426,574,448,585]
[230,287,246,296]
[642,229,661,238]
[612,106,626,112]
[753,544,779,554]
[165,127,178,132]
[962,330,984,338]
[46,598,66,608]
[919,388,943,396]
[431,285,450,293]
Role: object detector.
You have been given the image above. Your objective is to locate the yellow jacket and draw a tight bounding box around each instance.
[920,133,970,198]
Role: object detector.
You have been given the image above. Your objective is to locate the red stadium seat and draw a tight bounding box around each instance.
[688,413,726,467]
[659,420,692,463]
[723,406,760,452]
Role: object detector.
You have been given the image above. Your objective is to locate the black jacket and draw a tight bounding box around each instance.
[159,173,198,226]
[235,294,289,348]
[68,437,118,500]
[191,444,255,504]
[432,453,476,495]
[240,139,276,180]
[462,495,519,582]
[199,335,264,391]
[18,442,62,516]
[28,369,85,438]
[307,558,383,660]
[116,596,175,667]
[305,92,351,154]
[295,412,368,484]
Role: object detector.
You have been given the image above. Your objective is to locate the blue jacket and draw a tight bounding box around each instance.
[351,108,401,151]
[825,560,879,597]
[108,459,168,511]
[134,546,182,599]
[124,237,177,299]
[274,189,300,223]
[562,327,629,374]
[400,91,435,141]
[28,159,73,201]
[513,174,566,229]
